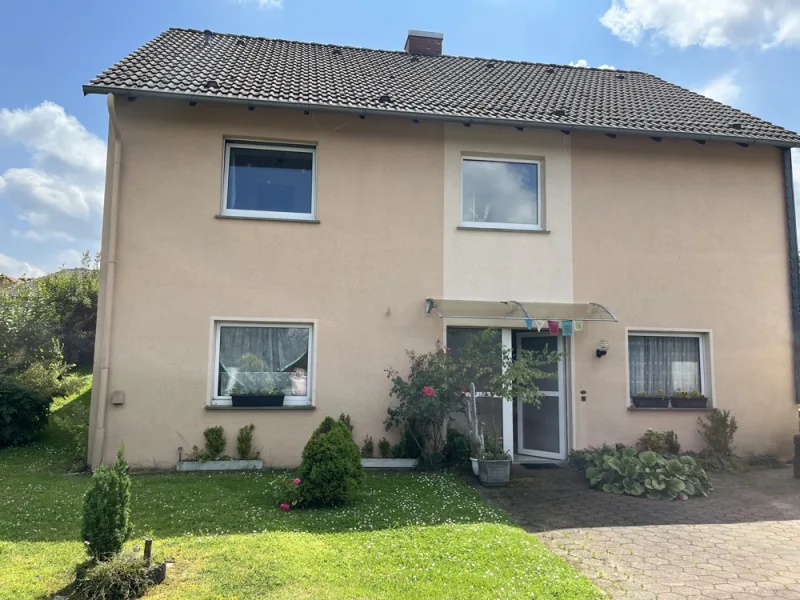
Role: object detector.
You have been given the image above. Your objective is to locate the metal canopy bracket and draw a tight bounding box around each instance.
[424,298,618,323]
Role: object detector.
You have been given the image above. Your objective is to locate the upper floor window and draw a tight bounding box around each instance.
[461,157,541,230]
[222,141,316,220]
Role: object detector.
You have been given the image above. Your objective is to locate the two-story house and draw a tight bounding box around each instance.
[83,28,800,469]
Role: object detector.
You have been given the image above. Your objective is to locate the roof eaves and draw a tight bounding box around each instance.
[82,85,800,148]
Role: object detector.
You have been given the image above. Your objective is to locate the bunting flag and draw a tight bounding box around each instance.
[524,319,533,330]
[534,320,547,332]
[574,320,584,332]
[547,320,560,335]
[561,320,574,336]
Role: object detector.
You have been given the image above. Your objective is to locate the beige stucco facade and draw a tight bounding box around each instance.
[89,96,797,468]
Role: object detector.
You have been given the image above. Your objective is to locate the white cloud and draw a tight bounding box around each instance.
[235,0,283,8]
[11,229,75,243]
[696,73,742,106]
[0,102,106,173]
[600,0,800,49]
[0,102,105,243]
[57,249,86,269]
[0,252,45,278]
[569,59,616,70]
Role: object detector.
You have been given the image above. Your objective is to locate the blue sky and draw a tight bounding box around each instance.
[1,0,800,276]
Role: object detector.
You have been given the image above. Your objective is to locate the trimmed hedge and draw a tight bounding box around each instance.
[0,377,51,447]
[296,417,364,506]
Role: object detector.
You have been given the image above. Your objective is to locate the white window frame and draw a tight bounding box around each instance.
[211,320,314,407]
[460,156,543,231]
[625,328,714,407]
[221,141,317,221]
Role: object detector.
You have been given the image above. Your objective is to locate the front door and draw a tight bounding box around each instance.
[516,332,567,460]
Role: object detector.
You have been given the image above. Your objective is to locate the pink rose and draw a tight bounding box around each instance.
[422,386,435,397]
[280,503,291,511]
[293,478,301,485]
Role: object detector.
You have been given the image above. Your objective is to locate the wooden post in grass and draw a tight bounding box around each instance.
[144,538,153,566]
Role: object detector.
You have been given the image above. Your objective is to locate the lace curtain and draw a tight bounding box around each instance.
[629,335,701,395]
[217,326,309,396]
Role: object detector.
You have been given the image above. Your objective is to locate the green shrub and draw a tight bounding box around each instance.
[81,446,132,560]
[636,429,680,455]
[203,426,226,460]
[444,429,471,466]
[377,437,391,458]
[72,553,151,600]
[745,454,785,469]
[235,424,258,460]
[0,377,51,447]
[694,409,745,473]
[296,416,364,506]
[360,435,374,458]
[337,413,353,435]
[698,409,737,455]
[578,446,712,500]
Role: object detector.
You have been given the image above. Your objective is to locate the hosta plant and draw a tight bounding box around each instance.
[581,446,712,500]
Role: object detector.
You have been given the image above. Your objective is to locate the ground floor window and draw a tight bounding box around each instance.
[628,332,710,403]
[214,322,312,406]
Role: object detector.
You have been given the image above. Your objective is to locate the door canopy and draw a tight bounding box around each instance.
[424,298,617,324]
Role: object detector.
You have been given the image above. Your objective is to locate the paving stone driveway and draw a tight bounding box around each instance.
[476,465,800,599]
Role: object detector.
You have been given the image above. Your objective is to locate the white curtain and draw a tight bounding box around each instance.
[218,326,309,395]
[629,336,700,395]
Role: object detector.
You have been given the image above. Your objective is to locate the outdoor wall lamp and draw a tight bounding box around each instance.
[596,340,610,358]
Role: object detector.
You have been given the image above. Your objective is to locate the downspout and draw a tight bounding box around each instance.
[783,148,800,405]
[91,94,122,468]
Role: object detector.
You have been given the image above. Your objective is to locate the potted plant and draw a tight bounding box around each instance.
[176,425,263,471]
[478,436,512,487]
[460,329,561,485]
[230,384,285,407]
[631,390,668,408]
[671,389,708,409]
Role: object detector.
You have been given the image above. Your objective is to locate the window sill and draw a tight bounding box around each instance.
[627,407,714,412]
[216,214,320,224]
[457,226,550,234]
[205,405,316,411]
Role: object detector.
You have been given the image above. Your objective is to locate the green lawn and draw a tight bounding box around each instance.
[0,381,601,600]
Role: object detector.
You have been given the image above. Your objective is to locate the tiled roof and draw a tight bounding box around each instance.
[84,28,800,146]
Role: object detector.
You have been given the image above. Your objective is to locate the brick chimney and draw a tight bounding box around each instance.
[404,30,443,56]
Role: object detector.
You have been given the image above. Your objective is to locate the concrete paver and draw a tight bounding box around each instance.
[476,466,800,599]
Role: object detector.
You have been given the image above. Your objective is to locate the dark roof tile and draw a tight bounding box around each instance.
[84,28,800,145]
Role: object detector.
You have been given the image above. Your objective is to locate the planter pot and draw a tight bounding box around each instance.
[231,394,284,407]
[361,458,418,471]
[176,459,263,472]
[470,457,479,477]
[631,396,669,408]
[478,458,511,487]
[670,396,708,409]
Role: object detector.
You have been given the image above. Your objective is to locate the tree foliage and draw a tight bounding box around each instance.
[0,252,98,401]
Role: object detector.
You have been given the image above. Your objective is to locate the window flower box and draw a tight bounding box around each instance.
[360,458,418,471]
[176,459,263,472]
[231,394,284,407]
[631,395,669,409]
[670,396,709,409]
